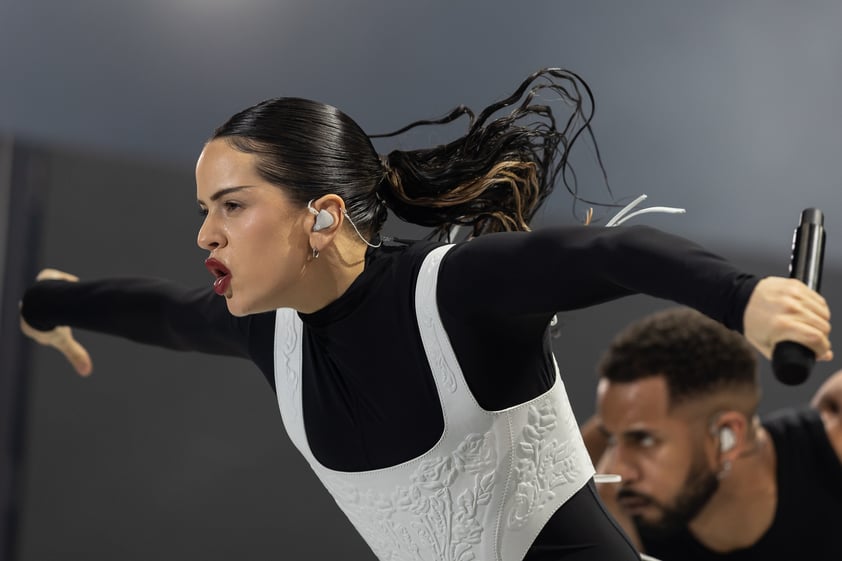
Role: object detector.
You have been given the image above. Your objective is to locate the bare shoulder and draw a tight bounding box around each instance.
[811,370,842,464]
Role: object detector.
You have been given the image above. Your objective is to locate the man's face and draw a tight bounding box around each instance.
[596,376,719,535]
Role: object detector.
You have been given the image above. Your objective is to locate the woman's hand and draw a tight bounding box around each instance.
[19,268,93,376]
[743,276,832,362]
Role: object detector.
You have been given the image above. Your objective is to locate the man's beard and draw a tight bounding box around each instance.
[620,454,720,539]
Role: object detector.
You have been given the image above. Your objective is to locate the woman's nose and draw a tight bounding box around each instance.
[197,214,224,251]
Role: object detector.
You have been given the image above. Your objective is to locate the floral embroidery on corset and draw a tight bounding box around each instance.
[322,431,497,561]
[506,398,582,530]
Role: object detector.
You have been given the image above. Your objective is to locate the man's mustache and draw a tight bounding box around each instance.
[616,487,656,504]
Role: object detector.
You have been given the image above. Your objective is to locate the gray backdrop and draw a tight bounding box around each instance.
[2,1,841,560]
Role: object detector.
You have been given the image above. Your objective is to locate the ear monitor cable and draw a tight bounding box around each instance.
[605,194,686,227]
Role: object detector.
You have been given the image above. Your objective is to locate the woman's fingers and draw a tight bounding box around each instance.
[19,318,93,377]
[782,282,832,360]
[744,277,832,360]
[56,332,93,377]
[35,268,80,282]
[21,268,92,375]
[779,315,833,361]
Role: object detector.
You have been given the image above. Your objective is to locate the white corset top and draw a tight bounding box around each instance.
[272,244,594,561]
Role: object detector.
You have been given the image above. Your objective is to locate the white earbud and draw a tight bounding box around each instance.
[306,198,383,249]
[719,427,736,452]
[308,200,335,232]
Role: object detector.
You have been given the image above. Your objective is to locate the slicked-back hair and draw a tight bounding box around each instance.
[213,97,388,241]
[211,67,608,242]
[597,307,759,408]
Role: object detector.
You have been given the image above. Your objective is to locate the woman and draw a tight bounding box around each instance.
[20,68,831,561]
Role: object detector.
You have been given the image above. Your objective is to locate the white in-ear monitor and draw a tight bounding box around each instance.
[306,198,383,249]
[719,427,736,452]
[308,199,335,232]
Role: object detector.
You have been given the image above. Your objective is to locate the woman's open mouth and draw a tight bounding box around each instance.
[204,258,232,296]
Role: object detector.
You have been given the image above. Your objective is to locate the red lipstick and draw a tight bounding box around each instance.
[204,258,231,296]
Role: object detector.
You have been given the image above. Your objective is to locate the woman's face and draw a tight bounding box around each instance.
[196,138,311,316]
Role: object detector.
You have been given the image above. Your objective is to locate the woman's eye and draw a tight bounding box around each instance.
[198,208,208,218]
[224,201,241,212]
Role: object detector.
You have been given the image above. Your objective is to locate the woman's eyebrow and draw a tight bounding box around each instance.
[197,185,254,205]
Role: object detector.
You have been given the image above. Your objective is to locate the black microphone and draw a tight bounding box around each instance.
[771,208,826,385]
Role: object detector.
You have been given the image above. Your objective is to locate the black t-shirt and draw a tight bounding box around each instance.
[641,407,842,560]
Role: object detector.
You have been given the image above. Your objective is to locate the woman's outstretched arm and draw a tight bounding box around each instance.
[19,268,266,375]
[439,224,831,362]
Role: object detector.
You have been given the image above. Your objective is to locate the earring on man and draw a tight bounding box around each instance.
[312,247,320,259]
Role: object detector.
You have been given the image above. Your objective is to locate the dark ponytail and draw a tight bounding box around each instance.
[210,67,607,244]
[372,67,609,239]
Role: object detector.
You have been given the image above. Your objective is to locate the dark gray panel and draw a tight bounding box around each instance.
[0,140,50,561]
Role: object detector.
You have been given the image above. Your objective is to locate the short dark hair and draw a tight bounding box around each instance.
[597,307,758,407]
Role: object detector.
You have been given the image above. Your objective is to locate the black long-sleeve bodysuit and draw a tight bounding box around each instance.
[21,225,759,559]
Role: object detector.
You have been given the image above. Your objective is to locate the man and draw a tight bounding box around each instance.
[583,307,842,560]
